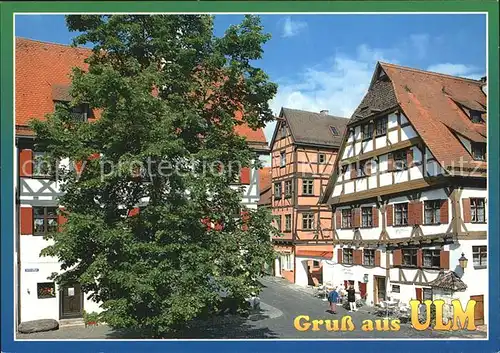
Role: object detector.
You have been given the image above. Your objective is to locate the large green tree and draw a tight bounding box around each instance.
[32,15,278,337]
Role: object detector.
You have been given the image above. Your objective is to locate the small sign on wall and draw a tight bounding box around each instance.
[68,287,75,296]
[25,268,39,272]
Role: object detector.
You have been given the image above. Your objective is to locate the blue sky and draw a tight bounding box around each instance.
[16,14,486,143]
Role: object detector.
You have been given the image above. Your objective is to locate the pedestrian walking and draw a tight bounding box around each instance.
[327,287,339,314]
[347,284,357,312]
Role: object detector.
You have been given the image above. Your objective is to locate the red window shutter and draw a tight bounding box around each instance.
[19,149,33,177]
[387,153,394,172]
[335,210,341,229]
[462,198,471,223]
[375,250,381,267]
[240,167,250,185]
[406,148,414,167]
[417,249,423,268]
[359,282,367,298]
[354,250,362,265]
[20,207,33,235]
[393,249,402,266]
[128,207,140,217]
[415,287,423,302]
[58,207,67,232]
[386,205,394,226]
[440,200,449,224]
[350,164,357,179]
[352,208,359,228]
[440,250,449,269]
[411,201,423,225]
[337,248,343,263]
[372,207,379,227]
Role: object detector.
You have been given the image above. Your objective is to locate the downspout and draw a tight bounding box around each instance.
[15,138,21,327]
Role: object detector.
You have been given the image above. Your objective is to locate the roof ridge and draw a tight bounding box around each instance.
[379,61,483,84]
[16,36,91,51]
[282,107,348,120]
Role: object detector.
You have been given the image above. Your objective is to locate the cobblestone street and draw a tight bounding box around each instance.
[17,276,487,340]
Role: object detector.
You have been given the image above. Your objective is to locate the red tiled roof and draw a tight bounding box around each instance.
[16,37,92,128]
[259,166,272,193]
[15,37,267,144]
[380,62,487,171]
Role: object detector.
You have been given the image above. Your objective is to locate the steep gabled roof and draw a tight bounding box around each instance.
[15,37,267,145]
[379,62,487,171]
[321,62,487,204]
[270,107,348,149]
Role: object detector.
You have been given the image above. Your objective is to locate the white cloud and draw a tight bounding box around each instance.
[409,34,430,59]
[426,63,483,80]
[261,33,484,168]
[281,17,308,38]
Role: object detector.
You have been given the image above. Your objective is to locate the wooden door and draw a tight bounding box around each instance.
[470,295,484,325]
[374,276,386,304]
[358,282,367,299]
[60,283,83,319]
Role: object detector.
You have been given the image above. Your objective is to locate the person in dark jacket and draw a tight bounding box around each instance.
[347,285,357,312]
[327,287,339,314]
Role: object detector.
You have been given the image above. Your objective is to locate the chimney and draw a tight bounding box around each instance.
[480,76,487,83]
[320,110,329,115]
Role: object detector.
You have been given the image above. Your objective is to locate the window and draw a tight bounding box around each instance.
[362,123,374,140]
[423,249,440,268]
[424,200,441,224]
[280,152,286,167]
[375,117,388,136]
[361,207,373,228]
[471,198,486,223]
[363,249,375,266]
[280,123,287,138]
[392,285,400,293]
[402,248,418,266]
[319,153,326,164]
[343,248,353,264]
[423,288,433,301]
[471,143,486,161]
[358,159,372,177]
[394,203,408,226]
[313,260,320,268]
[274,182,282,198]
[393,150,408,171]
[342,209,352,228]
[470,110,484,124]
[282,254,292,270]
[330,126,340,136]
[33,152,52,177]
[302,213,314,230]
[302,179,314,195]
[285,214,292,231]
[284,180,292,198]
[472,246,487,268]
[70,103,90,122]
[37,282,56,299]
[275,216,282,231]
[33,207,58,236]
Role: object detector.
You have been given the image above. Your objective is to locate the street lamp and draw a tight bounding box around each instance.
[459,253,468,270]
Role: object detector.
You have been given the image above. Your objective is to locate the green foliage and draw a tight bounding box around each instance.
[83,310,102,325]
[33,14,278,337]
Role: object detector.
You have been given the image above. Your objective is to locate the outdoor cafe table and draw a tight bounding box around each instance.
[382,300,398,318]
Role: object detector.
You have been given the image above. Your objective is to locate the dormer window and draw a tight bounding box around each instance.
[469,110,484,124]
[471,142,486,161]
[71,103,90,122]
[330,126,340,136]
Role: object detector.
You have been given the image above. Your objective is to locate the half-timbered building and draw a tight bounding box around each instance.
[15,38,268,324]
[321,62,487,325]
[270,108,348,285]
